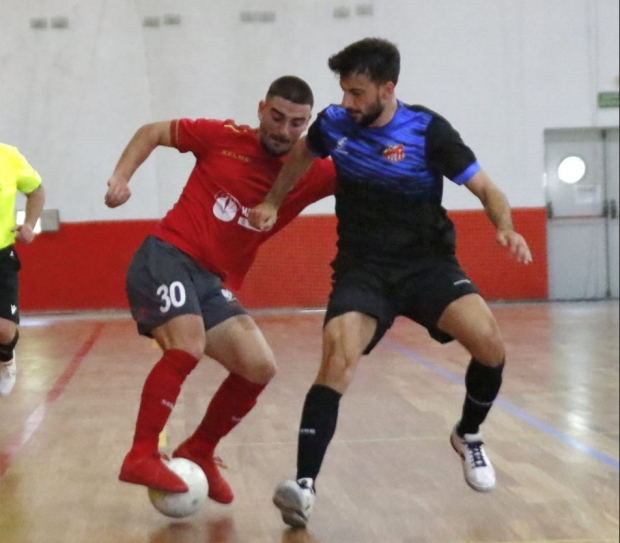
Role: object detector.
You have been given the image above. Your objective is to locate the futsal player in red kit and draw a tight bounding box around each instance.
[104,76,335,503]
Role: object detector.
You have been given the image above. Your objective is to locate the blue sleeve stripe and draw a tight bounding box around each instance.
[453,161,481,185]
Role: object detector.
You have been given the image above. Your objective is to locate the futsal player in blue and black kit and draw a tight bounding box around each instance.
[250,38,532,529]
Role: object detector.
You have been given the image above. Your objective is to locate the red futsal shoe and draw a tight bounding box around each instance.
[119,449,189,493]
[173,440,234,504]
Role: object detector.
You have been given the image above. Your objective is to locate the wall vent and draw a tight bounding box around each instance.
[163,14,181,25]
[356,4,373,16]
[142,16,161,28]
[240,11,276,23]
[50,16,69,29]
[30,17,48,29]
[333,7,351,19]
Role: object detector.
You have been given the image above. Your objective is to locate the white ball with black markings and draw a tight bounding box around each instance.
[148,458,208,518]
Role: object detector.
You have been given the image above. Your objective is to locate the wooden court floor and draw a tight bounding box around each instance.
[0,301,618,543]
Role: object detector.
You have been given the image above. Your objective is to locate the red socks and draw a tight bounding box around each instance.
[131,349,200,453]
[170,373,267,503]
[191,373,267,454]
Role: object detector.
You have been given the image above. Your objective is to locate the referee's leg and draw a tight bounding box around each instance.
[0,317,19,397]
[0,264,20,397]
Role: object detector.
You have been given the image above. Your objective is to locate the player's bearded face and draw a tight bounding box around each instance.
[258,97,311,157]
[340,74,388,127]
[349,96,384,127]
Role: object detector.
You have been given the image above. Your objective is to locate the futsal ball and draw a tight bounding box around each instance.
[148,458,209,518]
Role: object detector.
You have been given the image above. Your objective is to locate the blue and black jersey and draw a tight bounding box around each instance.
[306,101,480,263]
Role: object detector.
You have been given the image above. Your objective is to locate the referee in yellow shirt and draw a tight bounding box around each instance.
[0,143,45,396]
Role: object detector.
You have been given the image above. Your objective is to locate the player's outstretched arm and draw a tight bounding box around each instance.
[249,137,315,231]
[105,121,173,208]
[465,170,532,264]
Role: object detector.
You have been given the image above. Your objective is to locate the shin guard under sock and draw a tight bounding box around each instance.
[458,358,504,436]
[132,349,200,452]
[296,384,342,483]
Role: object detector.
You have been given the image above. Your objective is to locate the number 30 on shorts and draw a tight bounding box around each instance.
[157,281,187,313]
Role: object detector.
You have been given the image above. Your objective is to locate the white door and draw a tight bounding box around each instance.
[545,128,617,300]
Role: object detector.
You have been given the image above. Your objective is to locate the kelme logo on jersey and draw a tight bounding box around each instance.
[220,149,251,163]
[383,144,405,162]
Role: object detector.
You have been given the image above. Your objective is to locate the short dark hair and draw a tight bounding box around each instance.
[266,76,314,107]
[328,38,400,85]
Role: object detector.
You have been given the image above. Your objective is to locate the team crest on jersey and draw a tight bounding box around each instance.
[382,144,405,163]
[213,191,261,231]
[213,192,240,222]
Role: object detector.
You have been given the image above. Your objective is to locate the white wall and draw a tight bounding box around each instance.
[1,0,618,221]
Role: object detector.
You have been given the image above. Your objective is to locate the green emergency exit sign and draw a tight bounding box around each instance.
[598,91,619,108]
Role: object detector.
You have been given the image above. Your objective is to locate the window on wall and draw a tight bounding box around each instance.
[558,156,587,184]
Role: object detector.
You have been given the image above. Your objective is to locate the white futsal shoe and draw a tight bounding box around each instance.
[0,353,16,397]
[273,478,316,528]
[450,425,496,492]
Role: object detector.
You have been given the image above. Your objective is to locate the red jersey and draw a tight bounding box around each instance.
[152,118,336,288]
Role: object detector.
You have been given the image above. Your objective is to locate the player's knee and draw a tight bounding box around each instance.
[0,329,19,362]
[463,319,506,366]
[251,356,277,384]
[235,352,277,385]
[0,319,17,345]
[153,315,207,360]
[471,323,505,365]
[170,340,205,361]
[318,353,356,392]
[179,333,207,361]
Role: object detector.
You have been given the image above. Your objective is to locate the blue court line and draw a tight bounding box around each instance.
[382,339,620,471]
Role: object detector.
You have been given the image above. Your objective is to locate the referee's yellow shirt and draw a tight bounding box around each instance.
[0,144,42,250]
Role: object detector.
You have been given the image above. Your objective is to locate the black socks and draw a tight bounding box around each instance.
[296,384,342,483]
[457,358,504,436]
[294,362,502,482]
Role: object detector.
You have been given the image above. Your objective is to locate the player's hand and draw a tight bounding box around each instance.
[11,223,35,244]
[249,201,278,231]
[496,229,532,264]
[105,176,131,208]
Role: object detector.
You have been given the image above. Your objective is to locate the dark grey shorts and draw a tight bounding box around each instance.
[126,236,247,337]
[324,253,480,354]
[0,246,20,324]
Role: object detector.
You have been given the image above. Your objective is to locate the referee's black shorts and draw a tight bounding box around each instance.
[0,245,21,324]
[324,252,480,354]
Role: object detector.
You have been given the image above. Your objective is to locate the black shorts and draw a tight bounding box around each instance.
[126,236,247,337]
[0,246,21,324]
[324,252,480,354]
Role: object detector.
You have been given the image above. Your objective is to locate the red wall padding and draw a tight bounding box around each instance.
[451,208,548,300]
[17,209,547,312]
[18,220,156,312]
[231,215,339,308]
